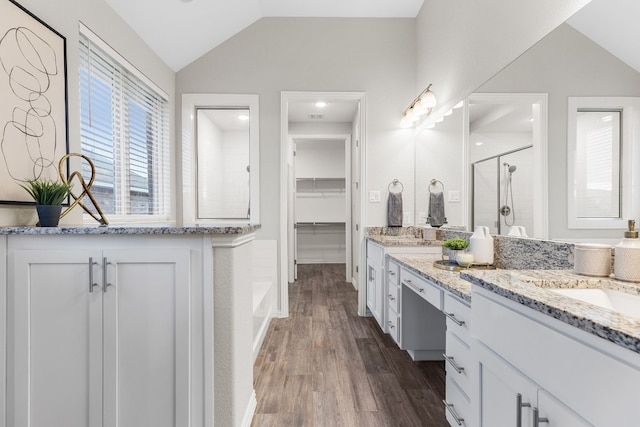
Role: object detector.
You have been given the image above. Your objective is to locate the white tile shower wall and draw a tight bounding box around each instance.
[197,114,223,218]
[221,131,250,219]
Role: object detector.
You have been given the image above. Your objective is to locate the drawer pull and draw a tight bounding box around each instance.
[444,311,466,327]
[533,408,549,426]
[516,393,531,427]
[388,270,396,276]
[402,279,424,293]
[388,294,395,301]
[443,400,464,425]
[387,320,395,329]
[443,353,464,374]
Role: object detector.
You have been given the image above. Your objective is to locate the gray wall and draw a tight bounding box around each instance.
[415,0,591,119]
[176,17,417,240]
[0,0,175,226]
[477,23,640,241]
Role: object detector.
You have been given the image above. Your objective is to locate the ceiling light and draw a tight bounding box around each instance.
[180,0,194,3]
[529,117,534,122]
[315,101,327,108]
[238,114,249,121]
[475,142,484,146]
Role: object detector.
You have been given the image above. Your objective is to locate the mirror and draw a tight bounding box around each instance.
[196,108,251,219]
[414,0,640,243]
[181,94,260,225]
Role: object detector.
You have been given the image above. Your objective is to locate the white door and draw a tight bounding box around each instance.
[9,250,103,427]
[102,248,191,427]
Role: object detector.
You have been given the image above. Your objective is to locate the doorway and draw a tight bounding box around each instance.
[280,92,367,317]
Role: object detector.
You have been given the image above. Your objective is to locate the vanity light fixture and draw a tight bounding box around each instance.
[443,109,453,117]
[315,101,327,108]
[238,114,250,121]
[400,84,437,128]
[453,100,464,109]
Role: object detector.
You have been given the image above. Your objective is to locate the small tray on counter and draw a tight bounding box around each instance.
[433,259,496,272]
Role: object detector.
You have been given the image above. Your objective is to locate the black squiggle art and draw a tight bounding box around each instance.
[0,26,59,182]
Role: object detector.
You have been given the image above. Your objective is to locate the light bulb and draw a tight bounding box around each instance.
[419,90,437,109]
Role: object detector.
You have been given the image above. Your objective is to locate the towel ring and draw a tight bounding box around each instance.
[388,179,404,194]
[429,179,444,194]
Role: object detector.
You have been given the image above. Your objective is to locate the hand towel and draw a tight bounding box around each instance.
[387,192,403,227]
[428,191,446,227]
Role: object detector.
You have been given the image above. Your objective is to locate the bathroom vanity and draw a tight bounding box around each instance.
[0,225,259,427]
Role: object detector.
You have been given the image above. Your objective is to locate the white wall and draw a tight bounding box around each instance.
[415,0,591,120]
[477,23,640,240]
[0,0,175,227]
[176,18,418,241]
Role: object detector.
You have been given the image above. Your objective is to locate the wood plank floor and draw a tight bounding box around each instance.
[252,264,448,427]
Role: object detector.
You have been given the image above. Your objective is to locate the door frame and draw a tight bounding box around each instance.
[280,91,367,317]
[290,134,351,280]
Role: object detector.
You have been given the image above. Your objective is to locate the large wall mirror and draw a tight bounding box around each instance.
[182,94,259,225]
[415,0,640,243]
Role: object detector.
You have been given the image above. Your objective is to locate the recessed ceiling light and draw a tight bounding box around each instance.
[180,0,194,3]
[475,142,484,146]
[315,101,327,108]
[238,114,249,121]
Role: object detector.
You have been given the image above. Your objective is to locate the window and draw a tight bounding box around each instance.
[567,97,640,229]
[79,27,170,220]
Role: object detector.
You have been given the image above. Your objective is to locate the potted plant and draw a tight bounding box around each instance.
[442,237,470,264]
[20,178,71,227]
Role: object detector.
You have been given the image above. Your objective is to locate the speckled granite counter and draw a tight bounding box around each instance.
[388,253,472,302]
[0,224,261,235]
[367,235,441,247]
[462,269,640,354]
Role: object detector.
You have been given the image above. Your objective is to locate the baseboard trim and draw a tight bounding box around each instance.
[241,390,257,427]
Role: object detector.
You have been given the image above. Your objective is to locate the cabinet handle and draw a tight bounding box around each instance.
[369,266,375,281]
[402,279,424,293]
[388,294,395,301]
[387,321,395,329]
[443,353,464,374]
[388,270,396,276]
[442,400,464,425]
[103,257,112,292]
[533,408,549,426]
[516,393,531,427]
[88,257,99,293]
[444,311,466,327]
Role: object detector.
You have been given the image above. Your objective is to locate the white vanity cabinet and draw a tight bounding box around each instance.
[386,259,401,345]
[473,285,637,427]
[4,236,199,427]
[442,293,473,427]
[366,239,440,333]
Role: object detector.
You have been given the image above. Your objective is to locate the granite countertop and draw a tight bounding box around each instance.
[0,224,261,235]
[462,269,640,354]
[367,235,442,247]
[388,253,472,302]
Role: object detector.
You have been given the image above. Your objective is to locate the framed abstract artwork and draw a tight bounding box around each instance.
[0,0,68,204]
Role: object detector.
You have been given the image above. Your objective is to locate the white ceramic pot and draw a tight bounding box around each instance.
[614,238,640,282]
[469,226,494,265]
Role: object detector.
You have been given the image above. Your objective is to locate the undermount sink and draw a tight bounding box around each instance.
[550,288,640,319]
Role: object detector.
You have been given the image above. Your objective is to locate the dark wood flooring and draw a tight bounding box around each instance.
[252,264,448,427]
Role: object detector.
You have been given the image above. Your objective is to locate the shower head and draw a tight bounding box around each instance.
[503,162,517,173]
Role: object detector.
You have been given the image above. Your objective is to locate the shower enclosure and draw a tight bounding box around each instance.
[472,146,534,235]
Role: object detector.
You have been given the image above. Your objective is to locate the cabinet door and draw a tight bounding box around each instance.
[536,390,592,427]
[477,345,537,427]
[8,250,103,427]
[102,248,191,427]
[365,258,382,326]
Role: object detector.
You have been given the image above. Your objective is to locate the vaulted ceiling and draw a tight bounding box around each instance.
[103,0,425,71]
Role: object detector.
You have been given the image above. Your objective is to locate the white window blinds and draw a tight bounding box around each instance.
[79,29,170,219]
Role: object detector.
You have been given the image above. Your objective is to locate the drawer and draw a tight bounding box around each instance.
[387,282,400,313]
[444,376,470,427]
[387,307,400,346]
[367,241,384,265]
[444,292,471,343]
[400,268,443,310]
[444,330,472,394]
[386,260,400,286]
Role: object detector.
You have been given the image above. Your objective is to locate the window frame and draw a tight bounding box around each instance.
[79,24,171,224]
[567,97,640,229]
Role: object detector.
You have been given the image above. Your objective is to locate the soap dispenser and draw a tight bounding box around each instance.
[614,220,640,282]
